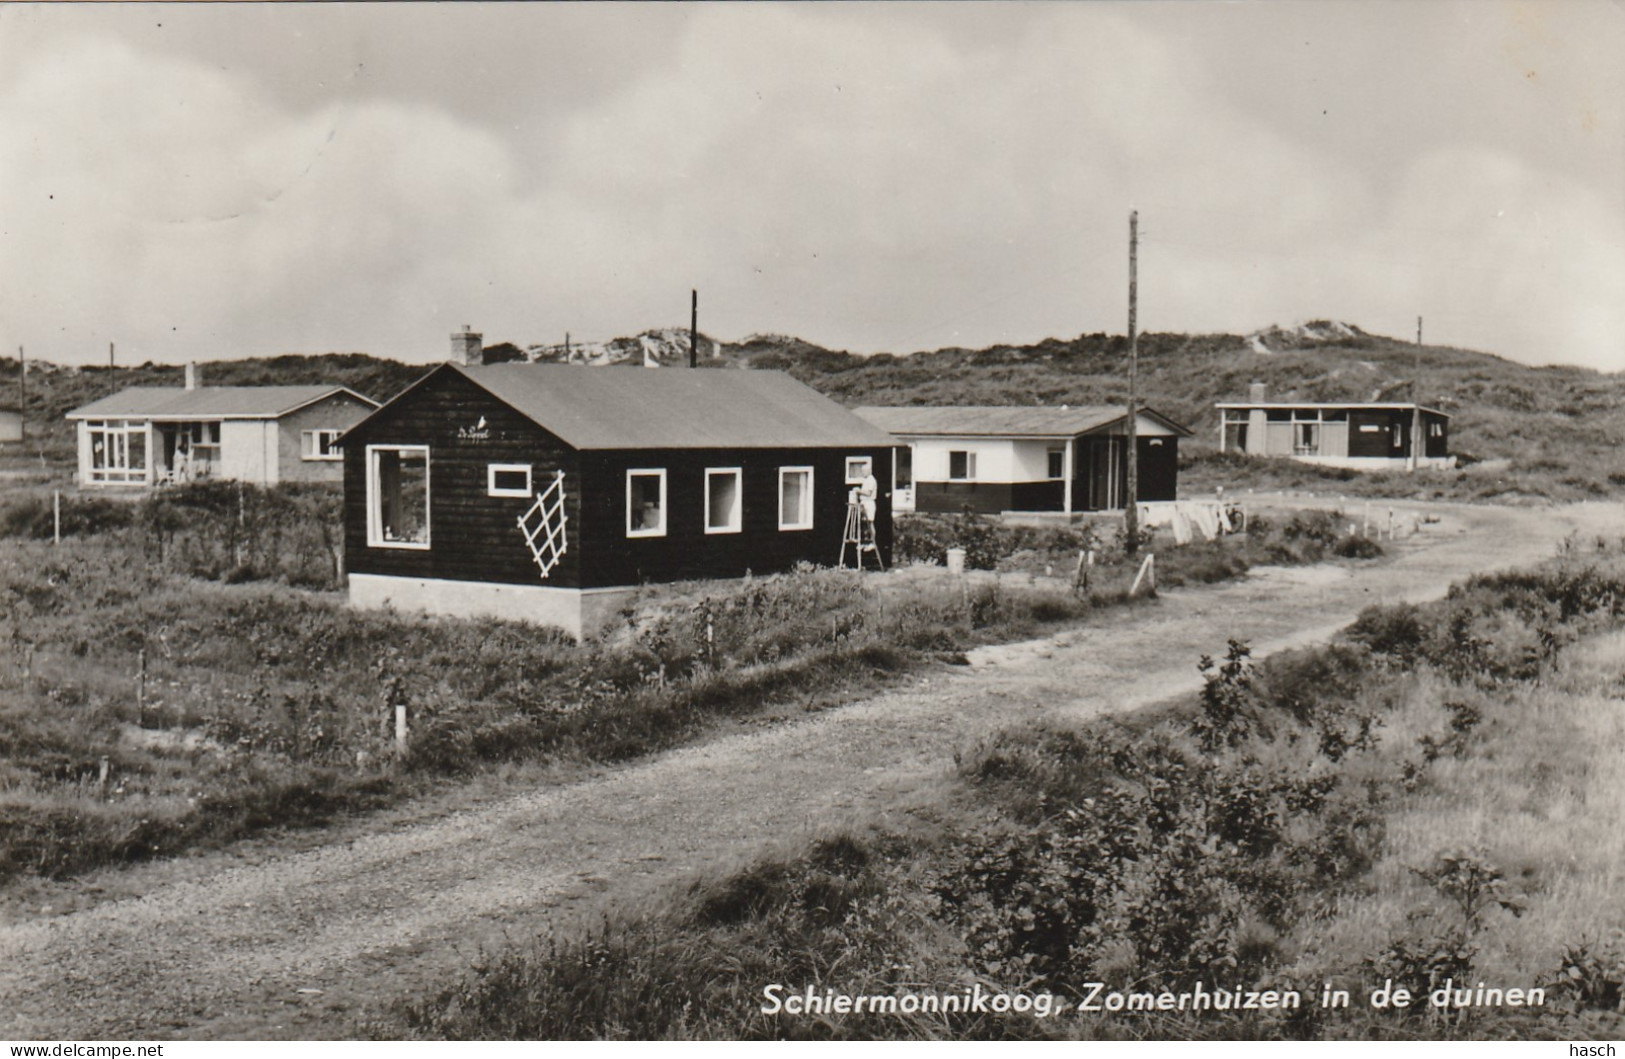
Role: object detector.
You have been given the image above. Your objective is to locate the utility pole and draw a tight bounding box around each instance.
[108,341,115,369]
[1123,210,1140,554]
[689,289,699,368]
[17,345,25,442]
[564,332,571,360]
[1410,314,1423,472]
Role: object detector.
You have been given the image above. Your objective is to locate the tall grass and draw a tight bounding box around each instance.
[383,554,1625,1040]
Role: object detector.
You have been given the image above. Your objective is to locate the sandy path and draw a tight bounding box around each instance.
[0,499,1613,1039]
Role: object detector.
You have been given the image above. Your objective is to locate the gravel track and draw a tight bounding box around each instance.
[0,499,1611,1039]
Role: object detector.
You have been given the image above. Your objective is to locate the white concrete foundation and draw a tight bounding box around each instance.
[348,573,634,641]
[1291,455,1457,471]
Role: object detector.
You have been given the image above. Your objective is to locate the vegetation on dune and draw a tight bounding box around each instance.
[0,485,1378,885]
[386,553,1625,1041]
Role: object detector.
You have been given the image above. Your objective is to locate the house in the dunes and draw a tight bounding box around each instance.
[1216,383,1452,470]
[340,355,897,640]
[66,365,378,487]
[852,405,1193,515]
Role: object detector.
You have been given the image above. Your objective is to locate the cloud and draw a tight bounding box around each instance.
[1,4,1621,371]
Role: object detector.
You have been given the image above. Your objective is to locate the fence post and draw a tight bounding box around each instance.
[98,756,110,790]
[1130,552,1156,596]
[53,490,61,546]
[394,703,408,757]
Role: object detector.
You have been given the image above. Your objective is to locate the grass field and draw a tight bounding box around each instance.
[384,555,1625,1041]
[0,482,1379,887]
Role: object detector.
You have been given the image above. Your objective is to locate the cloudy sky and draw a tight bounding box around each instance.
[2,2,1622,369]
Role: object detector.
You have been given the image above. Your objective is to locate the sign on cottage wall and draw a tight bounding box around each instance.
[457,415,492,441]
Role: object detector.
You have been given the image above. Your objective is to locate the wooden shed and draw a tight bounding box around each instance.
[853,405,1193,515]
[340,362,897,639]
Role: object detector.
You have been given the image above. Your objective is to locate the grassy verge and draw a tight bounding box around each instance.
[0,489,1378,886]
[384,556,1625,1040]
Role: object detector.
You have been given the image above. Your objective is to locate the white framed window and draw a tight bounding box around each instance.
[366,445,431,549]
[779,466,813,530]
[844,456,872,484]
[301,428,343,461]
[488,463,533,498]
[705,467,742,534]
[1047,449,1065,479]
[87,419,149,484]
[627,469,666,537]
[948,450,976,481]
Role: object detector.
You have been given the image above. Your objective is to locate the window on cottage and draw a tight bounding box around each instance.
[627,469,666,537]
[705,468,742,534]
[367,445,430,548]
[844,456,872,484]
[948,451,976,480]
[302,429,343,461]
[488,463,533,497]
[1047,449,1065,479]
[779,467,813,530]
[87,419,149,484]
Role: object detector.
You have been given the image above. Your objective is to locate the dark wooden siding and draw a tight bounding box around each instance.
[915,481,1012,515]
[1137,436,1178,501]
[575,446,894,587]
[1010,481,1065,511]
[1349,410,1411,459]
[1424,412,1449,458]
[343,369,582,588]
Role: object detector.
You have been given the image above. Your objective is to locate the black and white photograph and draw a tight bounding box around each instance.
[1,0,1623,1046]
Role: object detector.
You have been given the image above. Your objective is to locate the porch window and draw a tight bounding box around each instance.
[301,429,343,461]
[627,469,666,537]
[844,456,872,484]
[367,445,430,549]
[948,451,976,480]
[779,467,813,530]
[705,468,742,534]
[87,419,149,484]
[1047,449,1065,479]
[488,463,533,498]
[1294,423,1320,455]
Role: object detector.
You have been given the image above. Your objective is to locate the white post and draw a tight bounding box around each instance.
[395,704,408,756]
[53,490,60,545]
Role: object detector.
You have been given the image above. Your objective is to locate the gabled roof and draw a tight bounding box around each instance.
[356,364,896,450]
[66,385,378,421]
[853,405,1194,439]
[1215,401,1450,418]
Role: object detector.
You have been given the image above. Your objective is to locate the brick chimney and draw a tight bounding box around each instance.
[1245,382,1267,456]
[451,326,484,366]
[184,362,199,390]
[1248,381,1267,403]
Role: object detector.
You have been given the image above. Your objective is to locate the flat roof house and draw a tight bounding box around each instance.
[340,358,897,640]
[853,405,1193,515]
[66,366,378,487]
[1217,383,1452,470]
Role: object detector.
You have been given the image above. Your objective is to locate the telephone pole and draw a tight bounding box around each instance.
[1123,210,1140,553]
[689,289,699,368]
[108,341,115,369]
[1410,314,1423,471]
[17,345,25,442]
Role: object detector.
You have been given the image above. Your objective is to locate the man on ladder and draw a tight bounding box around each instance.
[840,466,885,571]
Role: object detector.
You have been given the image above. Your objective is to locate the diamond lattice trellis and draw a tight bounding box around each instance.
[517,470,568,579]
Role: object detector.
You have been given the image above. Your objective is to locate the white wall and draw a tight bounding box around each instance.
[220,420,279,484]
[910,438,1019,482]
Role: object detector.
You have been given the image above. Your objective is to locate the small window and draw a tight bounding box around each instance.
[705,468,742,534]
[1047,449,1064,479]
[301,429,343,461]
[367,445,430,549]
[948,451,976,481]
[1265,409,1292,422]
[1323,409,1349,422]
[1429,421,1444,438]
[779,467,813,530]
[627,469,666,537]
[488,463,533,497]
[844,456,873,484]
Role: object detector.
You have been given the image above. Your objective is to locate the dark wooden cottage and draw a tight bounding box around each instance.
[853,405,1193,515]
[341,362,897,638]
